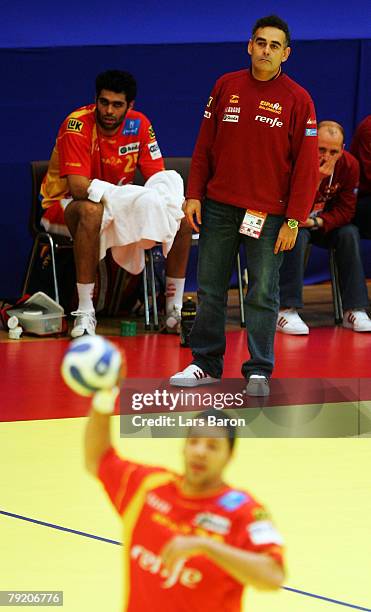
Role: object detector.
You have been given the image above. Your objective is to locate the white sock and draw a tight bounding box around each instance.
[165,276,185,314]
[77,283,95,312]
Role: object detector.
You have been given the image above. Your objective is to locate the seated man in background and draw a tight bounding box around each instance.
[278,120,371,334]
[350,114,371,239]
[41,69,191,337]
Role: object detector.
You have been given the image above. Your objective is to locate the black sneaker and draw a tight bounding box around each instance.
[245,375,270,397]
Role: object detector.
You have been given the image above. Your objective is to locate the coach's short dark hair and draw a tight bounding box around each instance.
[191,408,237,451]
[95,70,137,103]
[252,15,291,47]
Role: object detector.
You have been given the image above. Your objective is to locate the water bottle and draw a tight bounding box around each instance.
[180,296,197,348]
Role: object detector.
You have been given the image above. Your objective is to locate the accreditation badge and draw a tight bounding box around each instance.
[239,209,267,239]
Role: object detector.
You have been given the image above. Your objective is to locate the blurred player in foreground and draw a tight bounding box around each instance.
[85,392,285,611]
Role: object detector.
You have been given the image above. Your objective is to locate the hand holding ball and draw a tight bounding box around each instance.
[61,336,124,398]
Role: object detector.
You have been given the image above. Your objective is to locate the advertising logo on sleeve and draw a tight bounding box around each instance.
[148,125,156,140]
[204,96,213,119]
[247,521,284,546]
[148,141,162,160]
[123,118,141,135]
[217,490,249,511]
[305,117,317,136]
[229,94,239,104]
[67,118,84,133]
[252,507,270,521]
[118,142,140,156]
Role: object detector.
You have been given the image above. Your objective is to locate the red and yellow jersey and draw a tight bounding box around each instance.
[40,105,164,209]
[98,448,285,612]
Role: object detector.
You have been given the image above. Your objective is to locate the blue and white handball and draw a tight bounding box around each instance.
[61,336,123,397]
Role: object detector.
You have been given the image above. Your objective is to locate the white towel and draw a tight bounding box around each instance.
[88,170,184,275]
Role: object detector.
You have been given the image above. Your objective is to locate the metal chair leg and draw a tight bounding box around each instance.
[330,248,343,324]
[143,253,151,330]
[108,265,125,317]
[44,234,59,304]
[22,235,42,296]
[148,249,159,330]
[236,251,245,327]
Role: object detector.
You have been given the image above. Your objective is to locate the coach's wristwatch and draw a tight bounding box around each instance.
[286,218,299,229]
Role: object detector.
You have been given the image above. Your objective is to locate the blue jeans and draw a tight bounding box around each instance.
[279,224,369,310]
[354,195,371,239]
[190,198,284,379]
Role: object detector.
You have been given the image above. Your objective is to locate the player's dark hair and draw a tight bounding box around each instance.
[95,70,137,103]
[191,408,237,451]
[252,15,291,47]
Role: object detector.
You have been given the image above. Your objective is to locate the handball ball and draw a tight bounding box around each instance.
[61,336,124,397]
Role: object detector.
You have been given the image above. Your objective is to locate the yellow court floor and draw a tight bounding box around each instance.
[1,417,370,611]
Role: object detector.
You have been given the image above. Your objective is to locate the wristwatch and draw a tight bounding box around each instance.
[311,216,320,230]
[286,218,299,229]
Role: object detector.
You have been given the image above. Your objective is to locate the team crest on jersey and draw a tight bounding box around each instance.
[193,513,231,535]
[217,490,249,511]
[259,100,282,115]
[67,118,84,132]
[123,118,141,135]
[229,94,239,104]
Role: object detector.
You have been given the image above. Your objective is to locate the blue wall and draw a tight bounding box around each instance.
[2,0,371,46]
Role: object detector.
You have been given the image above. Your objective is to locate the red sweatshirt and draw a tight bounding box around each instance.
[187,69,319,222]
[315,150,359,233]
[350,115,371,196]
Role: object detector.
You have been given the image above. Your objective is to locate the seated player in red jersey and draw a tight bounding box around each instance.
[41,70,191,337]
[85,395,285,612]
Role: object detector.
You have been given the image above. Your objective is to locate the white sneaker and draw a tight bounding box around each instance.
[170,364,220,387]
[245,375,270,397]
[343,310,371,332]
[70,310,97,338]
[276,309,309,335]
[166,305,181,334]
